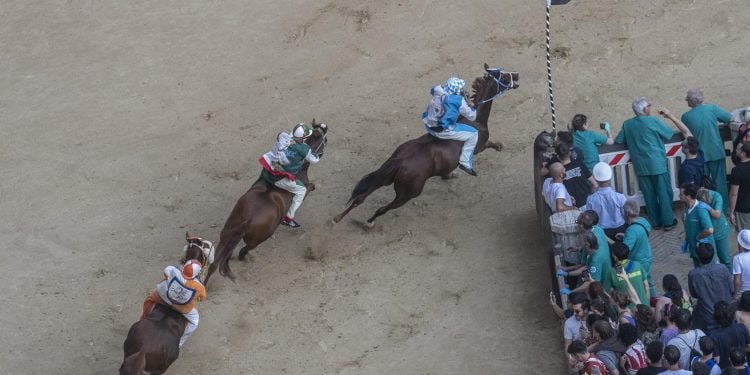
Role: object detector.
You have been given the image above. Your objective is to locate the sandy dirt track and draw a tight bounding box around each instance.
[1,0,748,373]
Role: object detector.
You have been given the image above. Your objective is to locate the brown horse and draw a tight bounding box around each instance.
[120,233,212,374]
[204,120,328,283]
[333,66,519,226]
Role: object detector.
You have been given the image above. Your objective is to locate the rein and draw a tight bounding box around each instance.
[475,68,516,106]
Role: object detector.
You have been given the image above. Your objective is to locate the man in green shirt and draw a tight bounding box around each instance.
[572,114,614,171]
[622,199,656,296]
[604,242,650,307]
[680,182,715,267]
[615,97,692,230]
[556,211,612,295]
[681,89,732,211]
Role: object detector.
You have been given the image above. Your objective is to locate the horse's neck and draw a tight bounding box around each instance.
[474,89,495,127]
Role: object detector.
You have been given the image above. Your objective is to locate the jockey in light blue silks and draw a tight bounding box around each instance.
[422,77,479,176]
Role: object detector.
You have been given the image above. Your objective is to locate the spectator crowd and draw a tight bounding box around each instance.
[541,90,750,374]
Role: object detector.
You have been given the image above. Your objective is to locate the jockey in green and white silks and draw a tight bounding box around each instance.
[259,123,320,228]
[422,77,479,176]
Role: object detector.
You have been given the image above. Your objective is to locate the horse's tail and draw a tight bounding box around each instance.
[119,351,146,374]
[349,158,402,204]
[215,229,245,282]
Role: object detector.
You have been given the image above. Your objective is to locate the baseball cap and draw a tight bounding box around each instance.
[592,162,613,182]
[739,230,750,250]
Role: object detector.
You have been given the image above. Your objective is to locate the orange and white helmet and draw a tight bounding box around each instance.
[182,259,202,280]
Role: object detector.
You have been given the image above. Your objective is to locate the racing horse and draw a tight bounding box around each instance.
[333,65,519,227]
[204,120,328,283]
[119,234,214,374]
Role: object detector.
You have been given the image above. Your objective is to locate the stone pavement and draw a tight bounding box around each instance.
[648,213,739,295]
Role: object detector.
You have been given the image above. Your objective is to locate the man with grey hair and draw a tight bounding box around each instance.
[615,97,692,230]
[681,89,732,211]
[622,199,656,296]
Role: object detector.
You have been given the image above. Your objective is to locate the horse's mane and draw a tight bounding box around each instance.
[470,75,490,101]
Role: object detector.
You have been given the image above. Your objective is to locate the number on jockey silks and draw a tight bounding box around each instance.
[425,93,446,125]
[166,277,197,305]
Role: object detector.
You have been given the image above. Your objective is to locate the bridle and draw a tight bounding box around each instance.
[475,68,517,106]
[184,236,215,273]
[308,127,327,157]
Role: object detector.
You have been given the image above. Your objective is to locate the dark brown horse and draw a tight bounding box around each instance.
[333,66,519,227]
[204,120,328,283]
[120,233,212,374]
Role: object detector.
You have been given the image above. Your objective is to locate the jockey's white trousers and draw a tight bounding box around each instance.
[427,123,479,168]
[274,177,307,219]
[179,308,199,347]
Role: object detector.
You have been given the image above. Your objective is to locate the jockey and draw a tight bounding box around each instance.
[259,123,320,228]
[141,260,206,347]
[422,77,480,176]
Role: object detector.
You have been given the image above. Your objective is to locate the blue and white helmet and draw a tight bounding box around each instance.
[443,77,465,96]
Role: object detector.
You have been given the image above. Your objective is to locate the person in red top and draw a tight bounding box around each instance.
[568,339,611,374]
[141,260,207,347]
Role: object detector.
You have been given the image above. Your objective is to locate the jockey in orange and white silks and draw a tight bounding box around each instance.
[422,77,479,176]
[141,260,206,347]
[259,123,320,228]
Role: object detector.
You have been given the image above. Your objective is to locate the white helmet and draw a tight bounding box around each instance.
[292,123,313,140]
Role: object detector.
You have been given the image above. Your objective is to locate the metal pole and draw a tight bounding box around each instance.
[545,0,557,135]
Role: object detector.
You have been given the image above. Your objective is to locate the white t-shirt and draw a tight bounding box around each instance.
[659,370,692,375]
[563,315,583,341]
[733,251,750,293]
[668,329,706,370]
[543,178,573,213]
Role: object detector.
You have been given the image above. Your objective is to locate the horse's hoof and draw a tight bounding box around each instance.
[365,220,375,229]
[489,141,504,152]
[332,215,342,223]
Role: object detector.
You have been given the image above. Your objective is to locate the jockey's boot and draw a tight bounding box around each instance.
[458,164,478,177]
[281,216,301,228]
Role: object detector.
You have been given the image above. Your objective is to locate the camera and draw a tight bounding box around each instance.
[599,122,607,130]
[615,264,624,274]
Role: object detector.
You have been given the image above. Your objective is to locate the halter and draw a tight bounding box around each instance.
[475,68,516,106]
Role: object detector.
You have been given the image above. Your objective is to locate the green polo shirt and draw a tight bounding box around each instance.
[706,190,730,240]
[573,130,609,171]
[623,217,653,265]
[603,259,648,307]
[684,202,715,255]
[681,104,731,161]
[615,116,674,176]
[585,225,612,282]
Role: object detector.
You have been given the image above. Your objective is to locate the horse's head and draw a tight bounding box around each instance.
[305,118,328,159]
[182,232,215,269]
[472,64,520,106]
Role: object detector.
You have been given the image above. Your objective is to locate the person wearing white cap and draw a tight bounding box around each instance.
[732,230,750,297]
[581,162,628,240]
[142,259,207,347]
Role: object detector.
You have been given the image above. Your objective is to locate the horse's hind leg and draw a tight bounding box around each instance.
[365,194,412,227]
[365,178,425,226]
[238,235,263,261]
